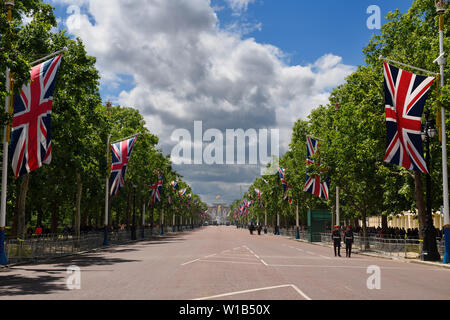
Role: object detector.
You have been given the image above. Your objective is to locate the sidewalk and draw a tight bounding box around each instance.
[281,235,450,270]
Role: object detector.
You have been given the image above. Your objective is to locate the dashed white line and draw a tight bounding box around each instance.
[194,284,312,301]
[181,259,200,266]
[197,260,262,265]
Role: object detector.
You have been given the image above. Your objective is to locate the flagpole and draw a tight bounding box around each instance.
[103,101,112,246]
[30,47,68,67]
[379,55,436,76]
[336,186,340,226]
[0,0,15,267]
[296,202,300,239]
[435,1,449,264]
[111,133,141,144]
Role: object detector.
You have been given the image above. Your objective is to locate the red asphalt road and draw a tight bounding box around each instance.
[1,226,449,300]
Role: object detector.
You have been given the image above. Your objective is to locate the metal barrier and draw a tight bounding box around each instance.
[4,226,197,265]
[318,233,445,259]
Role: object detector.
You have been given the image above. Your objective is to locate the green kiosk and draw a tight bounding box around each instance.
[307,209,332,242]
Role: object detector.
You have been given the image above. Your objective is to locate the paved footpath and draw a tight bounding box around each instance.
[1,226,449,300]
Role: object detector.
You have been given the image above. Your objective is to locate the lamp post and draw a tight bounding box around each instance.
[131,184,137,240]
[0,0,15,267]
[103,101,112,246]
[435,0,450,264]
[421,110,441,261]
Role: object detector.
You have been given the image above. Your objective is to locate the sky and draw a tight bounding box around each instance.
[46,0,414,205]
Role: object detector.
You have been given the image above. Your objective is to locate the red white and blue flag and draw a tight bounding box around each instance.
[149,175,163,204]
[278,167,289,194]
[383,62,434,173]
[170,180,178,192]
[179,188,187,197]
[304,136,330,200]
[10,55,62,178]
[109,136,138,196]
[255,188,264,208]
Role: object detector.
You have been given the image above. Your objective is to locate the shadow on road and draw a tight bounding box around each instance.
[0,273,66,296]
[0,253,142,297]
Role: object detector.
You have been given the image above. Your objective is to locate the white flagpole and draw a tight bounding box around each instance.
[379,55,436,76]
[103,132,111,246]
[435,4,449,264]
[336,186,340,226]
[30,47,68,67]
[1,0,14,266]
[0,67,10,266]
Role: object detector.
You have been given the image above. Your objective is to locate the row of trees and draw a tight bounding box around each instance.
[0,0,207,239]
[232,0,449,240]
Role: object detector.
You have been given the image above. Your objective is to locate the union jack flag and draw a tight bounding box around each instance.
[383,62,434,173]
[179,188,187,197]
[304,175,330,200]
[109,136,138,196]
[304,136,330,200]
[278,167,288,193]
[10,55,62,178]
[255,188,264,208]
[170,180,178,192]
[149,176,163,204]
[306,136,318,167]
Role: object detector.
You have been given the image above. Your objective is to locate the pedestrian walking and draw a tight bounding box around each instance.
[344,225,354,258]
[331,225,341,257]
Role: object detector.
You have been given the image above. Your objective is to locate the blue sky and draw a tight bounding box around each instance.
[212,0,413,66]
[47,0,415,204]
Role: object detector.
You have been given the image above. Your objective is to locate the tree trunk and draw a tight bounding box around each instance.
[75,171,83,241]
[361,205,369,250]
[381,214,388,230]
[15,174,30,239]
[414,171,426,240]
[81,207,88,229]
[51,199,59,234]
[125,188,132,228]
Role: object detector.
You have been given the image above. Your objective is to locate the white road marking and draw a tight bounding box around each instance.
[205,254,217,258]
[267,264,411,270]
[181,259,200,266]
[197,260,262,265]
[319,255,332,260]
[194,284,312,301]
[243,245,268,266]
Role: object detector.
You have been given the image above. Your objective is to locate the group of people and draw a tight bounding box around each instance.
[331,225,354,258]
[248,223,266,235]
[352,226,444,240]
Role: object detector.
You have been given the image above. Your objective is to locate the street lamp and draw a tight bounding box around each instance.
[103,101,112,247]
[420,110,441,261]
[435,1,450,265]
[435,0,447,13]
[131,184,137,240]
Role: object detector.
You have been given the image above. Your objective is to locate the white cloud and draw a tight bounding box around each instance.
[52,0,355,204]
[225,0,256,14]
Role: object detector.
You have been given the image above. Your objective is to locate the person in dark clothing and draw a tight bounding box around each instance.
[344,225,354,258]
[257,224,262,235]
[331,225,342,257]
[249,223,255,235]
